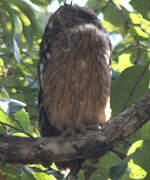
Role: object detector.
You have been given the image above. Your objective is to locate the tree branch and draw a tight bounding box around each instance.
[0,90,150,165]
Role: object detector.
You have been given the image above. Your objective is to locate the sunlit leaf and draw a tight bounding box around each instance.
[127,140,150,179]
[0,88,9,98]
[129,13,141,24]
[112,53,133,72]
[14,109,33,134]
[0,110,10,123]
[103,3,125,31]
[129,26,149,41]
[12,132,29,137]
[130,0,150,19]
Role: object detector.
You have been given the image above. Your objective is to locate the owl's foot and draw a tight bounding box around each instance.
[64,126,86,137]
[59,127,86,143]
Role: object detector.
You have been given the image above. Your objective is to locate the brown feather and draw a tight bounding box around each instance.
[38,3,112,176]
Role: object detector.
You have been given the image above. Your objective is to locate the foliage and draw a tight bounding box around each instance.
[0,0,150,179]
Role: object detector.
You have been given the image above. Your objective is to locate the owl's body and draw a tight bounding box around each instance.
[38,3,112,176]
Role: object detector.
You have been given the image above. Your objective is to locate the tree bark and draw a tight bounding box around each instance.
[0,90,150,165]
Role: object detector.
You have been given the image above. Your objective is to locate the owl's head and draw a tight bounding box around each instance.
[49,3,102,29]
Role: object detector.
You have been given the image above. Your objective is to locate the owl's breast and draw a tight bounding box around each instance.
[42,23,111,132]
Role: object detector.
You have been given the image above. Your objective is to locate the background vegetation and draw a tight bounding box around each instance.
[0,0,150,179]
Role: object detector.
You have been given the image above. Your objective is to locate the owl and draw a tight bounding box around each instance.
[38,3,112,178]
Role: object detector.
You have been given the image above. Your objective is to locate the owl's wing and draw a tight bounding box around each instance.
[38,18,62,137]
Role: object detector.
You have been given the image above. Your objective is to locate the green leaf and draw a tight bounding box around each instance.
[78,170,85,180]
[130,0,150,19]
[129,25,149,41]
[14,109,33,134]
[28,165,59,180]
[86,0,107,13]
[110,165,125,180]
[111,65,150,116]
[129,13,141,24]
[9,0,48,35]
[87,152,122,180]
[0,58,4,66]
[127,140,150,179]
[13,14,23,33]
[0,110,10,123]
[0,88,9,98]
[112,53,133,72]
[12,132,30,137]
[138,121,150,139]
[30,0,48,6]
[109,156,131,180]
[102,3,125,31]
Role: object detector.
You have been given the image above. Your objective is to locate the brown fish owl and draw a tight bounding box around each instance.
[38,3,112,177]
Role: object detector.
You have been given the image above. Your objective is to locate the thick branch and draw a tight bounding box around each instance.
[0,90,150,165]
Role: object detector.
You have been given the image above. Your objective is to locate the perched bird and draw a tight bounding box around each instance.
[38,3,112,178]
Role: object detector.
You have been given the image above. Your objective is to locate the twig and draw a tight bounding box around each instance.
[0,121,33,137]
[123,62,150,110]
[113,42,136,59]
[111,1,130,25]
[21,62,36,76]
[95,0,112,13]
[27,77,37,88]
[13,118,26,131]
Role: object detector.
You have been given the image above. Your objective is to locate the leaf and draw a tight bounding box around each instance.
[0,110,10,123]
[110,165,125,180]
[27,165,59,180]
[111,65,150,116]
[0,88,9,98]
[102,3,125,31]
[129,13,141,24]
[12,132,29,137]
[14,109,33,134]
[109,156,131,180]
[0,58,4,66]
[130,0,150,19]
[86,0,107,13]
[138,121,150,139]
[78,170,85,180]
[0,98,26,115]
[9,0,48,35]
[30,0,48,6]
[129,25,149,41]
[0,164,23,180]
[111,70,120,81]
[13,14,23,33]
[87,152,122,180]
[112,53,133,72]
[127,140,150,179]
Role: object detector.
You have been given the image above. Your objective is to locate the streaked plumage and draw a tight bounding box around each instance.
[38,3,112,177]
